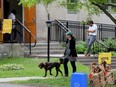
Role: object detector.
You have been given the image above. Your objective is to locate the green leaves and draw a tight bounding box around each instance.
[60,0,82,12]
[76,41,86,54]
[19,0,56,7]
[19,0,38,7]
[41,0,56,7]
[60,0,101,16]
[83,2,101,16]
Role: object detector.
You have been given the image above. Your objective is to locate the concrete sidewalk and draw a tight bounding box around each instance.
[0,83,32,87]
[0,77,52,83]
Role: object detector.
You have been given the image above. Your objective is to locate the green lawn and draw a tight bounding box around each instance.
[0,57,116,87]
[0,57,89,78]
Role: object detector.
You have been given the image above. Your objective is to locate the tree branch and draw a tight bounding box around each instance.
[104,3,116,7]
[92,2,116,24]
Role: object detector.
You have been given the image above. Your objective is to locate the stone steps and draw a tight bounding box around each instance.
[29,50,64,55]
[29,42,65,55]
[31,47,65,50]
[28,42,116,69]
[78,56,116,69]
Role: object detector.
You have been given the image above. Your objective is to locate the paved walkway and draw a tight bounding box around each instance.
[0,83,32,87]
[0,77,54,87]
[0,77,52,83]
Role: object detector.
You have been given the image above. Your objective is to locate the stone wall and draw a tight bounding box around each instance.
[0,44,25,58]
[36,4,66,42]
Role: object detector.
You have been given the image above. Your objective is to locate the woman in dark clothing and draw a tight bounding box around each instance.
[63,31,77,77]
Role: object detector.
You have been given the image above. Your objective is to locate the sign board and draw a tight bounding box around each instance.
[2,19,12,34]
[98,53,112,64]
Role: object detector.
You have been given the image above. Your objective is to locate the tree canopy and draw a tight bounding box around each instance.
[61,0,116,24]
[19,0,116,24]
[19,0,56,7]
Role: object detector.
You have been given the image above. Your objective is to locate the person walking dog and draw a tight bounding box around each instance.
[63,31,77,77]
[85,20,98,57]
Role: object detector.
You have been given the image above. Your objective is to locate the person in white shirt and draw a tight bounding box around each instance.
[8,9,17,41]
[85,20,97,56]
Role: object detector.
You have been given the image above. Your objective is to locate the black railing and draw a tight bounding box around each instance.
[0,19,36,55]
[50,20,69,42]
[50,19,116,54]
[16,19,36,55]
[57,20,116,41]
[92,40,109,54]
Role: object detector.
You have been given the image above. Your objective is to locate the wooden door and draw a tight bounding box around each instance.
[0,0,3,42]
[24,6,36,43]
[0,0,3,19]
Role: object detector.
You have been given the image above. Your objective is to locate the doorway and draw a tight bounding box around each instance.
[3,0,36,43]
[3,0,23,21]
[3,0,23,42]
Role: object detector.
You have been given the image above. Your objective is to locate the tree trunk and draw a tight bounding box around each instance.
[92,2,116,24]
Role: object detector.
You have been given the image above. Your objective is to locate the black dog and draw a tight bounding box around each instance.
[39,59,63,77]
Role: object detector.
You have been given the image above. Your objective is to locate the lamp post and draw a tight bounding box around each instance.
[46,20,52,62]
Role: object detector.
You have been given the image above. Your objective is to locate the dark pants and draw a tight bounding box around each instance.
[3,33,11,43]
[12,28,17,41]
[86,35,96,54]
[63,58,76,76]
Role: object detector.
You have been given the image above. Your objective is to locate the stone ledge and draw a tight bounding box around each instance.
[0,43,25,58]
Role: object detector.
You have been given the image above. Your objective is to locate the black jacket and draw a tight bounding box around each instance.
[64,39,77,57]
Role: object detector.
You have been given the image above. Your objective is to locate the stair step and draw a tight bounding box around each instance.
[31,47,65,50]
[30,51,64,55]
[29,54,63,58]
[35,42,62,46]
[24,42,116,69]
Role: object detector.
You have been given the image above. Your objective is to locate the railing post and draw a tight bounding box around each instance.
[83,23,85,41]
[66,21,68,28]
[115,27,116,38]
[98,25,101,40]
[101,24,103,40]
[29,33,31,55]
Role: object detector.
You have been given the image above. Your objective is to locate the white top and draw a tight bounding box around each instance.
[88,24,97,36]
[8,13,16,29]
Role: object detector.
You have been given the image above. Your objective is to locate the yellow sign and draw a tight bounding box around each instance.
[98,53,112,64]
[2,19,12,34]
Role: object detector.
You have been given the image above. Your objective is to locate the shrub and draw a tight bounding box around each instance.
[0,64,24,71]
[103,38,116,51]
[76,41,86,54]
[91,42,107,54]
[91,38,116,54]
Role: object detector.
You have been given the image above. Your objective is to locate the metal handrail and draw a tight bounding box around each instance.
[96,40,109,49]
[16,19,36,47]
[55,20,110,52]
[55,20,70,32]
[92,40,109,54]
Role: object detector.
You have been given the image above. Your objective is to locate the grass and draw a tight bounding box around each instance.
[0,57,41,78]
[0,57,116,87]
[14,78,70,87]
[0,57,89,78]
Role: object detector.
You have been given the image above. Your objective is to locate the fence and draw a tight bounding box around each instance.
[50,20,116,42]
